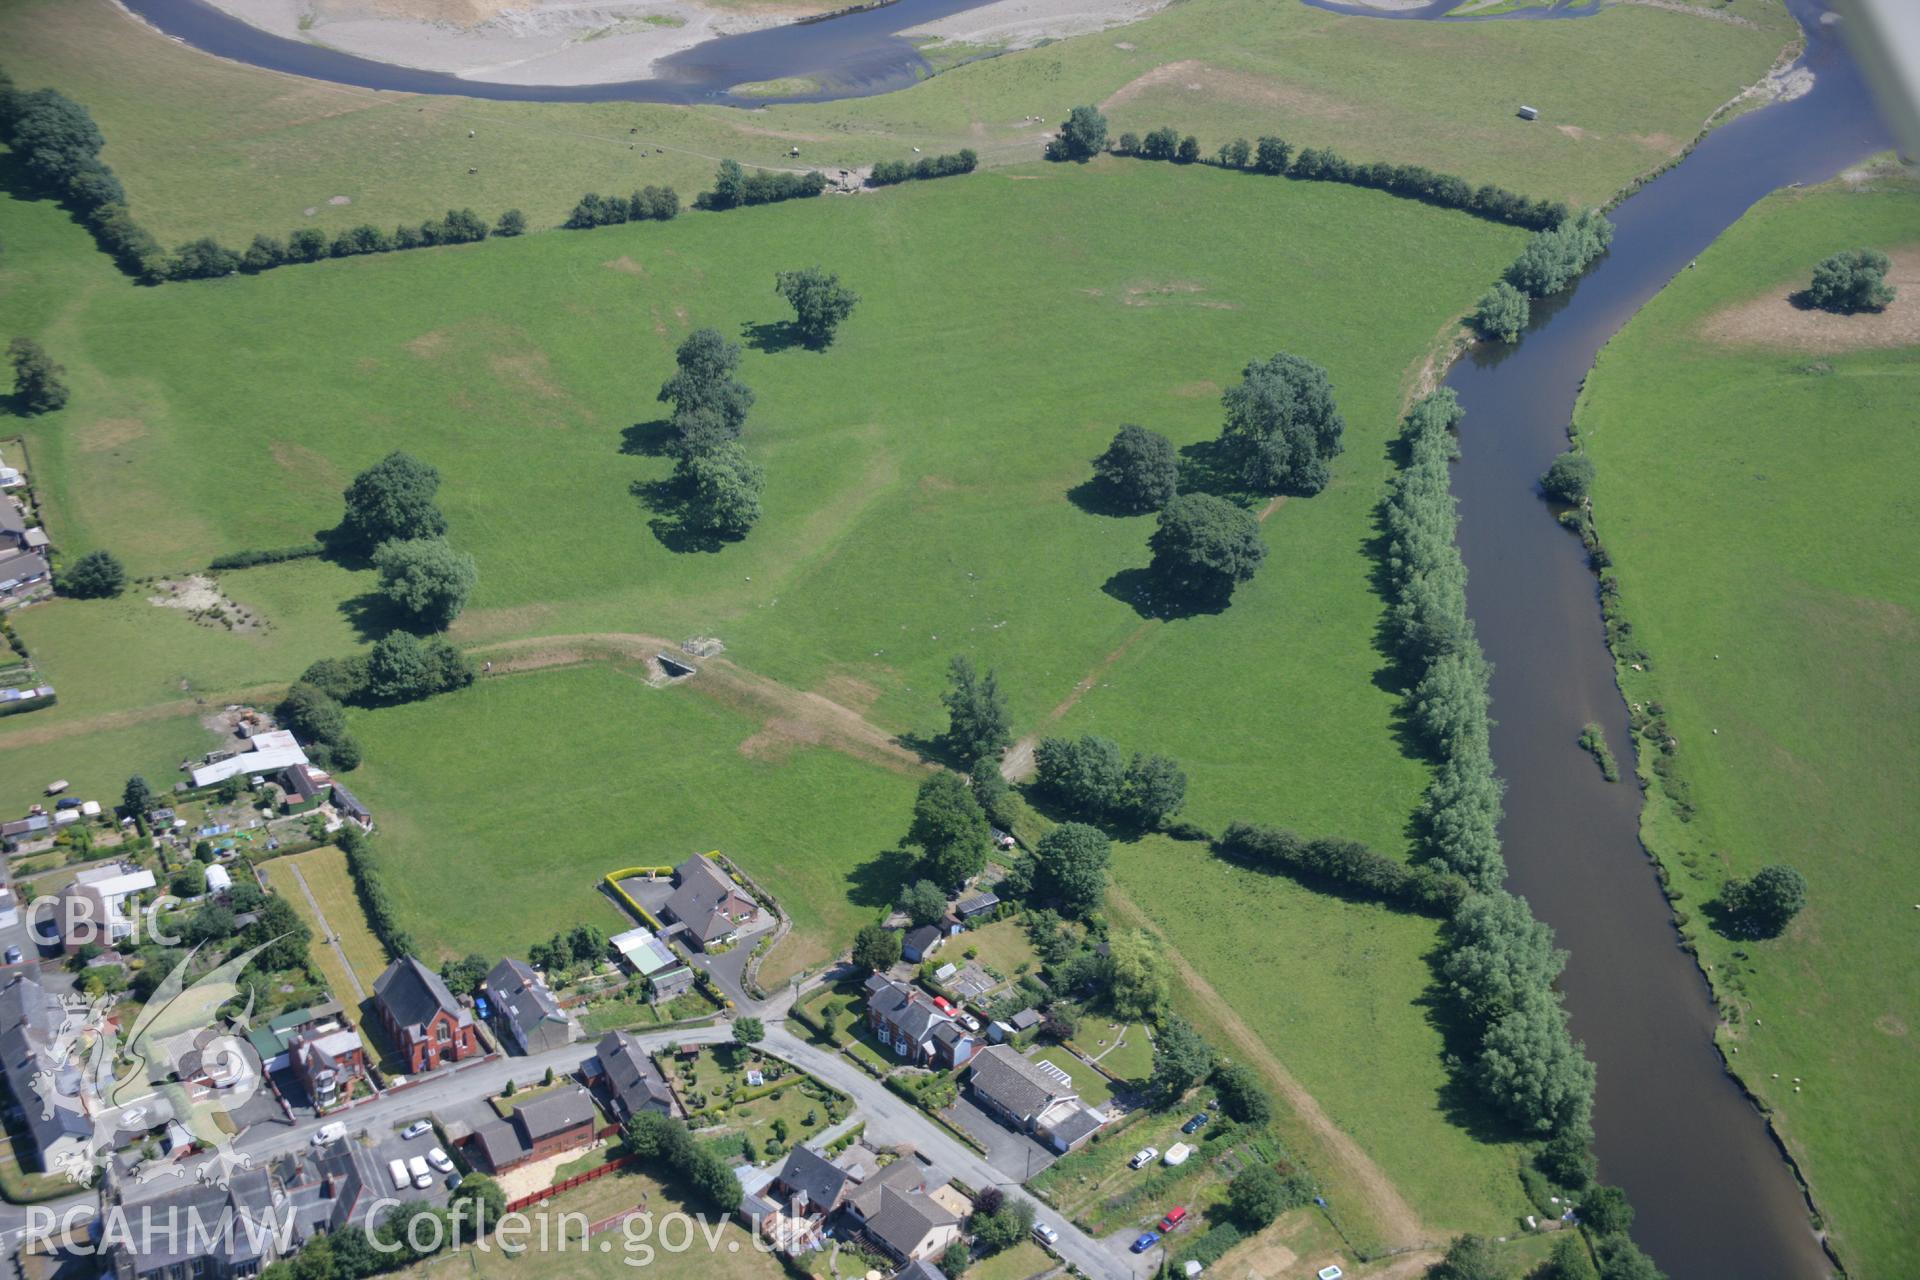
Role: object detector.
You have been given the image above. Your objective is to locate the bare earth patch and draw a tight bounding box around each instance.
[269,440,344,486]
[405,329,449,359]
[148,575,266,633]
[1169,379,1219,398]
[1100,59,1367,124]
[1699,248,1920,352]
[604,255,648,275]
[74,417,149,454]
[1122,280,1238,310]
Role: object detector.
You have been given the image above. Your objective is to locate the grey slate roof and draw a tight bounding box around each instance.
[773,1143,853,1213]
[515,1085,598,1143]
[903,925,941,956]
[373,956,470,1039]
[665,854,755,944]
[955,893,999,917]
[966,1045,1072,1122]
[865,1184,959,1260]
[1044,1105,1105,1148]
[899,1260,949,1280]
[0,974,90,1163]
[595,1030,674,1117]
[486,957,568,1044]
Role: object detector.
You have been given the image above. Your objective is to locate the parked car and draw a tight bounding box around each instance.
[427,1147,454,1174]
[401,1120,432,1140]
[1129,1148,1159,1170]
[1181,1113,1209,1134]
[1032,1223,1059,1247]
[1316,1268,1345,1280]
[54,798,82,810]
[387,1159,410,1191]
[958,1013,981,1033]
[407,1156,432,1189]
[1131,1232,1161,1254]
[3,947,19,965]
[311,1123,347,1148]
[1159,1206,1187,1232]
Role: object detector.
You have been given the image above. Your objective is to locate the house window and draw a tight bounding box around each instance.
[437,1021,450,1042]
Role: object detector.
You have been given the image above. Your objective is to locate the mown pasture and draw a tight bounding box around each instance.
[1574,169,1920,1280]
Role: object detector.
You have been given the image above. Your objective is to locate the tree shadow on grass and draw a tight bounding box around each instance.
[627,476,728,554]
[336,590,410,643]
[847,847,917,911]
[1065,477,1149,519]
[1173,438,1260,504]
[741,319,809,355]
[1101,566,1231,622]
[619,418,677,457]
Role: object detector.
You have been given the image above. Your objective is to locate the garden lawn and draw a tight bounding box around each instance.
[0,0,1793,245]
[341,663,922,967]
[1030,1047,1112,1107]
[1111,835,1530,1240]
[956,918,1041,986]
[1069,1022,1152,1085]
[258,845,405,1068]
[0,711,219,817]
[968,1240,1052,1280]
[1573,170,1920,1280]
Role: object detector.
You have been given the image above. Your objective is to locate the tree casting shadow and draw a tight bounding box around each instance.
[1065,477,1149,519]
[619,418,677,457]
[628,476,728,554]
[1101,566,1231,622]
[741,319,811,355]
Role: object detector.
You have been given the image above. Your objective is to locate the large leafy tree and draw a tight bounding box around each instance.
[1147,1012,1213,1101]
[1091,424,1179,513]
[373,537,477,630]
[1046,105,1108,161]
[852,922,903,972]
[774,267,860,347]
[908,772,991,888]
[1103,929,1172,1023]
[8,89,104,190]
[1212,1061,1273,1127]
[7,338,69,414]
[1217,352,1345,494]
[1806,247,1895,312]
[1719,864,1807,938]
[1471,281,1530,342]
[248,894,313,972]
[1033,822,1110,919]
[60,549,125,599]
[677,441,764,538]
[341,452,447,552]
[1147,493,1266,605]
[941,655,1011,765]
[1427,1234,1507,1280]
[657,327,754,453]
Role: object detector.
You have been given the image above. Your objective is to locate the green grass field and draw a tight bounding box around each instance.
[0,0,1793,247]
[1573,168,1920,1280]
[1111,835,1530,1242]
[342,662,923,969]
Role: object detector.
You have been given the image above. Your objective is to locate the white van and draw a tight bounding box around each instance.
[311,1122,347,1148]
[408,1156,433,1189]
[387,1158,410,1191]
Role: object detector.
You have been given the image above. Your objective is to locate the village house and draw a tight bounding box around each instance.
[585,1029,676,1121]
[467,1084,599,1173]
[0,499,50,602]
[662,853,759,951]
[864,976,977,1069]
[0,972,91,1173]
[54,862,157,952]
[964,1045,1106,1153]
[371,956,481,1074]
[842,1156,962,1263]
[483,957,578,1055]
[289,1023,369,1110]
[750,1144,960,1264]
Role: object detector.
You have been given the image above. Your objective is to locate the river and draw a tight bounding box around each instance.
[1442,2,1888,1275]
[103,0,1898,1272]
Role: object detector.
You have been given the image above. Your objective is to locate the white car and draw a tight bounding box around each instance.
[311,1122,347,1148]
[1032,1223,1059,1247]
[427,1147,454,1174]
[401,1120,432,1140]
[958,1013,982,1033]
[387,1159,410,1191]
[408,1156,433,1189]
[1129,1147,1159,1170]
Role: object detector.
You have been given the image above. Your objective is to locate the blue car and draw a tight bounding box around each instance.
[1131,1232,1161,1254]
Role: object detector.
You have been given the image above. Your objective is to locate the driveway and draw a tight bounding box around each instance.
[683,916,775,1006]
[942,1094,1058,1182]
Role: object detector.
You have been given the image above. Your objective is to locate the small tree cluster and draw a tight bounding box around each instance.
[1148,493,1266,606]
[1470,281,1530,343]
[1717,864,1807,938]
[340,452,448,554]
[1218,352,1345,495]
[339,824,416,959]
[907,771,992,888]
[1146,1011,1213,1099]
[564,186,680,229]
[1224,1164,1315,1231]
[276,681,363,771]
[1029,822,1111,919]
[58,549,125,599]
[656,328,765,538]
[7,337,69,413]
[528,924,607,974]
[1091,424,1179,513]
[1806,247,1895,312]
[1104,929,1173,1023]
[697,159,827,210]
[968,1195,1035,1254]
[299,632,474,708]
[774,267,860,347]
[941,655,1012,766]
[1032,734,1186,829]
[227,209,495,276]
[852,922,903,971]
[1540,450,1594,503]
[1211,1061,1273,1127]
[373,537,478,631]
[1043,105,1108,161]
[869,149,978,185]
[1504,209,1614,298]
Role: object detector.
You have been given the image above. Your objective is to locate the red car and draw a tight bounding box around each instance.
[1159,1206,1188,1232]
